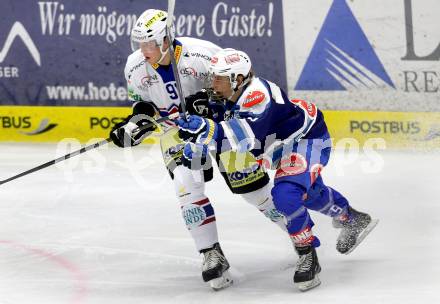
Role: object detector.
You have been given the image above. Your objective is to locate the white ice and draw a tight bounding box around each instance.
[1,142,439,304]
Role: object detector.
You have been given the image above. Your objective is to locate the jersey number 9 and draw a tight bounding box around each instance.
[166,83,179,100]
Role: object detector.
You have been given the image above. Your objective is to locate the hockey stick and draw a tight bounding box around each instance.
[0,115,174,186]
[166,0,188,116]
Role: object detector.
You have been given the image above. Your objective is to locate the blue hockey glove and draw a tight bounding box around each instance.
[176,115,219,145]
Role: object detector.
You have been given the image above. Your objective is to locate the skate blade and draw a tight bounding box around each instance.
[209,270,233,291]
[296,274,321,292]
[344,219,379,255]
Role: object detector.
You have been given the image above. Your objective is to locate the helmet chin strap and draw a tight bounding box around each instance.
[157,47,168,65]
[229,74,252,100]
[228,85,241,100]
[156,39,170,65]
[227,87,235,100]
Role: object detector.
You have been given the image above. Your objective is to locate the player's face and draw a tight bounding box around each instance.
[211,75,232,98]
[139,41,162,65]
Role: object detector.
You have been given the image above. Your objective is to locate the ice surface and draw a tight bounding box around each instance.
[1,143,439,304]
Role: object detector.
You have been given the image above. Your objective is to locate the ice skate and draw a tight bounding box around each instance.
[333,207,379,254]
[293,245,321,291]
[200,243,233,290]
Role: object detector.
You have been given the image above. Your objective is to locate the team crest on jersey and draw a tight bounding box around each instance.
[139,75,159,88]
[275,153,308,178]
[290,99,317,119]
[243,90,266,108]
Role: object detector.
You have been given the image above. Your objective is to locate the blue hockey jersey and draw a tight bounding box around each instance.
[215,77,328,160]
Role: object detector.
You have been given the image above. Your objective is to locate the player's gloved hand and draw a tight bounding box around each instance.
[110,114,157,148]
[110,101,158,148]
[184,90,211,118]
[181,142,209,170]
[176,114,219,145]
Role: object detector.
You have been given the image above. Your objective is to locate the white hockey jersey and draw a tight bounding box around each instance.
[124,37,221,118]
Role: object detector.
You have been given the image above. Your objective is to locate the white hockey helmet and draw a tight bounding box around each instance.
[209,48,252,92]
[130,9,175,62]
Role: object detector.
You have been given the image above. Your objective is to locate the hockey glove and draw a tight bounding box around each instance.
[184,90,212,118]
[176,115,219,146]
[110,101,159,148]
[110,114,158,148]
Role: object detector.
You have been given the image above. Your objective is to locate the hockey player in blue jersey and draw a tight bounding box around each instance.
[176,48,378,291]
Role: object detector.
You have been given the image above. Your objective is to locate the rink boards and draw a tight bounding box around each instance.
[1,0,440,150]
[1,106,439,149]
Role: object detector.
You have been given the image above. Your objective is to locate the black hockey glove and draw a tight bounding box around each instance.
[185,90,211,117]
[179,90,211,142]
[110,102,158,148]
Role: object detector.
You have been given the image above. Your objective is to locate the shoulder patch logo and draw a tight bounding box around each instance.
[243,90,266,108]
[290,99,317,119]
[295,0,394,91]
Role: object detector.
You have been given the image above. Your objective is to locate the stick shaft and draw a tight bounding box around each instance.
[0,115,173,186]
[166,0,187,115]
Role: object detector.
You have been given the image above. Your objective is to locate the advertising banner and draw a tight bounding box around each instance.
[325,110,440,149]
[284,0,440,112]
[0,0,285,107]
[0,106,132,142]
[2,105,439,149]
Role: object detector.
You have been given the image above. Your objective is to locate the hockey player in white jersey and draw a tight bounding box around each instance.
[109,9,285,290]
[176,48,379,291]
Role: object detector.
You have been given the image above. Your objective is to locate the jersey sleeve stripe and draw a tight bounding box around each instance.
[220,121,239,151]
[220,119,256,153]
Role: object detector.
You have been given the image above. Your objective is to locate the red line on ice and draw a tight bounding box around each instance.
[0,240,87,304]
